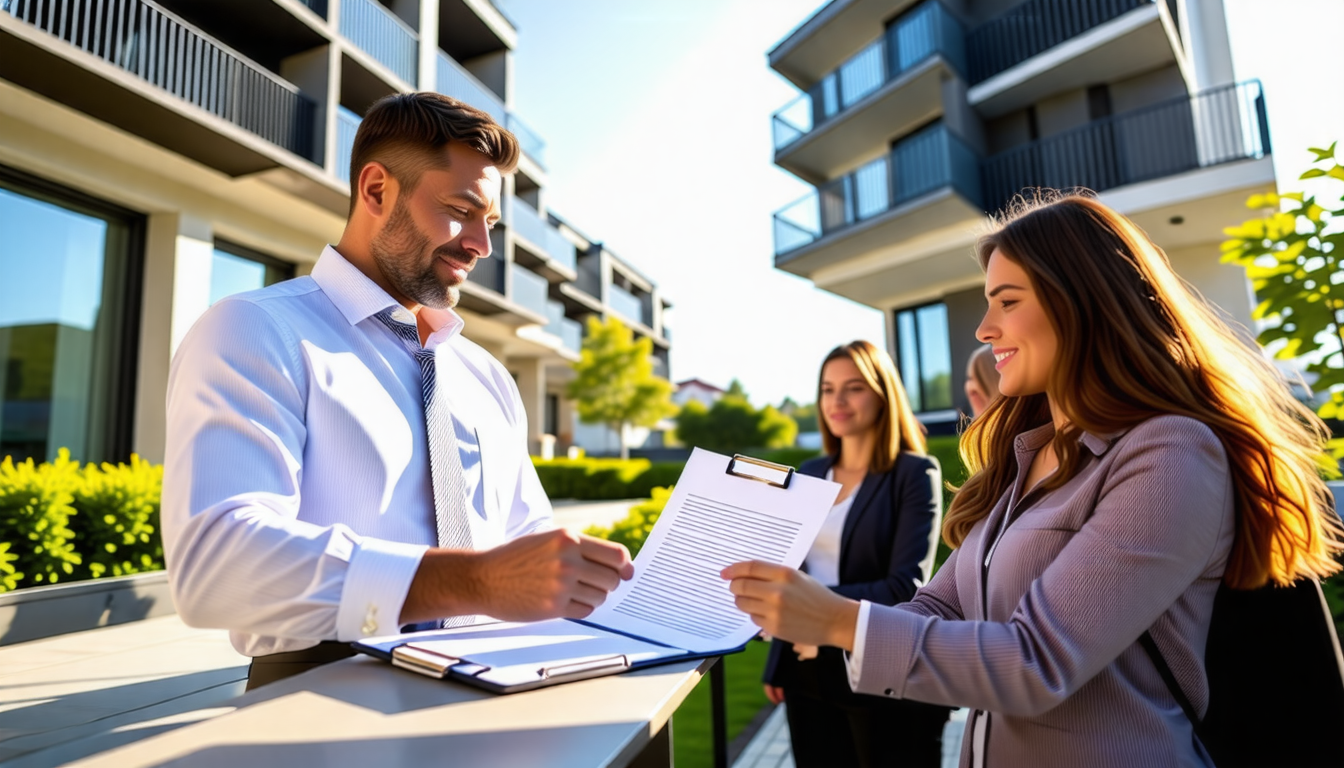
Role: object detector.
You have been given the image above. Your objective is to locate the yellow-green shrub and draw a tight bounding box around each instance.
[532,457,685,500]
[0,542,21,592]
[0,450,82,587]
[0,450,166,591]
[585,486,674,558]
[69,455,164,580]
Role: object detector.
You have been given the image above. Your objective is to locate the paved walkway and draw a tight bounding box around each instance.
[731,705,969,768]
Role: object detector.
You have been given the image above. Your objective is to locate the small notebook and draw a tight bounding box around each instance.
[352,448,840,693]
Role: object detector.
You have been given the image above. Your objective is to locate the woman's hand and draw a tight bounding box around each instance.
[721,560,861,650]
[763,684,785,705]
[793,644,819,661]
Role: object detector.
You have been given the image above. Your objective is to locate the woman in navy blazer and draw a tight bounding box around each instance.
[763,340,949,768]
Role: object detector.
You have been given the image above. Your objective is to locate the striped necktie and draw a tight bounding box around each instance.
[375,308,475,627]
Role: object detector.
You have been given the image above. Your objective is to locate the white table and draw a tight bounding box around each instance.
[57,649,712,768]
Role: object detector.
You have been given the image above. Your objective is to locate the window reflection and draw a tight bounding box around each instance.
[209,242,294,305]
[895,302,954,413]
[0,178,137,464]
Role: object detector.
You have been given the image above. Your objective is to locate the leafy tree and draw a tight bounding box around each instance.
[786,401,819,433]
[1222,142,1344,457]
[725,378,749,401]
[676,397,799,454]
[1223,143,1344,640]
[567,316,677,460]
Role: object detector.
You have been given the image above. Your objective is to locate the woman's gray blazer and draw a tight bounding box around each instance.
[851,415,1235,768]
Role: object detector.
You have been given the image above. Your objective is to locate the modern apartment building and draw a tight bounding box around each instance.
[0,0,671,465]
[768,0,1270,430]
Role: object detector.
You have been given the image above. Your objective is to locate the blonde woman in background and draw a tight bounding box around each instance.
[761,340,949,767]
[964,345,1000,418]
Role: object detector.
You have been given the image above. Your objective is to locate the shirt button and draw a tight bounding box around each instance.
[884,689,894,696]
[361,605,379,636]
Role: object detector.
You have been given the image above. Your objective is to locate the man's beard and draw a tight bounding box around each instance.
[369,198,474,310]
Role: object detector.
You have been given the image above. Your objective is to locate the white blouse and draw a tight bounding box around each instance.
[802,468,857,586]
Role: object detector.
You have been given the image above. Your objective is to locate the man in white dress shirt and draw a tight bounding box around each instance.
[162,93,633,689]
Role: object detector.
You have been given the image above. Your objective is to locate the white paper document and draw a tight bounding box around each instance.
[357,447,840,688]
[583,447,840,652]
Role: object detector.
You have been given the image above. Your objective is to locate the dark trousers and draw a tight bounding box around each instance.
[781,646,948,768]
[246,641,356,691]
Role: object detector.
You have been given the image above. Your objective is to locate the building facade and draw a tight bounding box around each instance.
[0,0,671,465]
[768,0,1270,430]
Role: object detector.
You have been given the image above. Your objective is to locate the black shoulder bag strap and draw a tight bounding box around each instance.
[1139,630,1206,743]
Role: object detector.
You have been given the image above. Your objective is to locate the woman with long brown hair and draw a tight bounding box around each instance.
[724,195,1343,767]
[762,340,948,767]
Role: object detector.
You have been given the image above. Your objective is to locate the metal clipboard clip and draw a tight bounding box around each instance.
[391,644,461,679]
[725,454,795,490]
[539,654,630,680]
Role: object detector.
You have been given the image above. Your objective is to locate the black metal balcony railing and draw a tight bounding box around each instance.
[773,123,981,255]
[980,81,1269,215]
[3,0,319,162]
[573,264,602,300]
[341,0,417,86]
[967,0,1151,85]
[468,253,504,294]
[297,0,327,17]
[772,0,965,150]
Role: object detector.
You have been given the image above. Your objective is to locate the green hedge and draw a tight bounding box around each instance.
[531,457,684,500]
[533,449,824,501]
[0,450,164,592]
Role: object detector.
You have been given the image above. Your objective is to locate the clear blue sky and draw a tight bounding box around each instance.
[495,0,1344,406]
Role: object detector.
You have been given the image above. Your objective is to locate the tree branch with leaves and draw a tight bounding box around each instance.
[1222,142,1344,456]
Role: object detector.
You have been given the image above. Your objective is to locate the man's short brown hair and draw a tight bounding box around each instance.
[347,92,519,216]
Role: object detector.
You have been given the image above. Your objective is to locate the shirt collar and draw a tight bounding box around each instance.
[310,245,465,343]
[1012,421,1123,458]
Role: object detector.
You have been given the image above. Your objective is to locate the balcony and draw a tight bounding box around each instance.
[467,251,504,294]
[544,300,583,355]
[508,197,548,252]
[335,106,361,183]
[506,113,546,168]
[980,81,1270,215]
[0,0,323,177]
[612,285,647,328]
[773,122,981,264]
[967,0,1175,117]
[509,262,549,318]
[544,225,577,273]
[340,0,418,87]
[435,49,503,122]
[771,0,964,182]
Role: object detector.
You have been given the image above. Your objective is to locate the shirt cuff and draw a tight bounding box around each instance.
[335,537,429,641]
[845,599,872,690]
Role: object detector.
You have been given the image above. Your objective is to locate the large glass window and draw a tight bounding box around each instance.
[0,167,142,464]
[894,302,953,413]
[209,241,295,305]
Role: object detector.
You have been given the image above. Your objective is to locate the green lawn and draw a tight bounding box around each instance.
[671,638,773,768]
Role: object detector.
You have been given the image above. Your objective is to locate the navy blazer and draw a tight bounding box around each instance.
[763,451,943,686]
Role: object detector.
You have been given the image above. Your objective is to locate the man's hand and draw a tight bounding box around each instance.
[401,530,634,625]
[721,560,860,651]
[763,684,785,705]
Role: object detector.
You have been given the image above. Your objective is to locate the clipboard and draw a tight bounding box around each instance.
[352,618,743,694]
[352,448,840,694]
